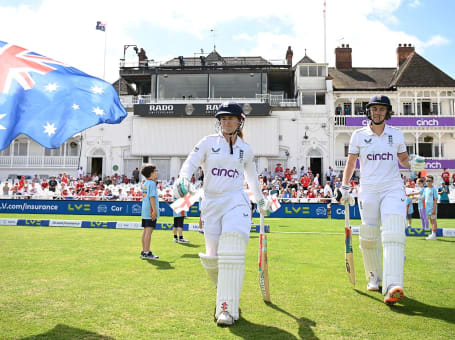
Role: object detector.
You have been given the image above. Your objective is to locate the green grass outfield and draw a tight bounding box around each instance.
[0,214,454,339]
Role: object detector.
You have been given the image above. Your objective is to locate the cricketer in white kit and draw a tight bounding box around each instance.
[341,95,425,305]
[174,102,269,326]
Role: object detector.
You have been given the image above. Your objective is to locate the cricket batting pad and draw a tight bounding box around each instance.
[381,215,406,295]
[215,232,246,321]
[359,224,382,281]
[199,253,218,288]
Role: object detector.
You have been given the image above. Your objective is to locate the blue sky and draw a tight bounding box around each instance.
[1,0,454,83]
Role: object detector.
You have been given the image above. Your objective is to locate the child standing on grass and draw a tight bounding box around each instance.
[140,164,160,259]
[423,175,438,241]
[172,207,189,243]
[416,178,429,230]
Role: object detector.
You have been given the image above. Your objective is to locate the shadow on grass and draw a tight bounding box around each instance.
[434,238,455,243]
[19,324,114,339]
[229,303,318,340]
[175,242,201,248]
[354,289,455,324]
[181,253,200,259]
[146,259,174,270]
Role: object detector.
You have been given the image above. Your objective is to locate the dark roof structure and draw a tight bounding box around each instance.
[162,49,272,67]
[390,52,455,87]
[329,67,396,90]
[330,52,455,90]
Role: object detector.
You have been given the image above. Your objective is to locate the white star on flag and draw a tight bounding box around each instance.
[44,83,58,92]
[43,122,56,136]
[72,104,80,110]
[91,86,104,94]
[0,114,6,130]
[92,107,105,116]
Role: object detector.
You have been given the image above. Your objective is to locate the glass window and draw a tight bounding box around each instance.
[403,103,412,115]
[158,74,208,99]
[432,103,439,114]
[210,73,261,98]
[316,92,325,105]
[300,66,308,77]
[308,66,317,77]
[317,66,326,77]
[261,73,267,95]
[44,145,63,156]
[302,93,315,105]
[344,144,349,157]
[406,144,415,155]
[14,142,27,156]
[66,142,79,156]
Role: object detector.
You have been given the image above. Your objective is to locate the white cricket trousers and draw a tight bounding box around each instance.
[201,190,252,255]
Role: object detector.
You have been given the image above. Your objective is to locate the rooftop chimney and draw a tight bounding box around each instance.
[397,43,415,67]
[335,44,352,69]
[286,46,293,66]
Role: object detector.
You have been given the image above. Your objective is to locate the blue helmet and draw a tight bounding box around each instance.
[215,101,246,120]
[366,94,392,120]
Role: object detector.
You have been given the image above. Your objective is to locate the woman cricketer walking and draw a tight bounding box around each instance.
[340,94,424,305]
[174,102,269,325]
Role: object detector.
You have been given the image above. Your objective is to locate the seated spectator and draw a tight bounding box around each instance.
[438,182,450,203]
[163,189,173,202]
[344,105,351,115]
[300,166,306,177]
[300,174,310,190]
[41,178,49,190]
[313,173,320,187]
[274,163,283,178]
[48,176,58,193]
[291,188,298,198]
[441,168,450,186]
[104,176,112,186]
[32,175,40,184]
[2,182,9,196]
[61,173,69,185]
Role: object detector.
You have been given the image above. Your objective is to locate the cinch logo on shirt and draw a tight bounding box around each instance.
[211,168,240,178]
[366,152,394,160]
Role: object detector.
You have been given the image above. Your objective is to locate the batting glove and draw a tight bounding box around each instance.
[410,154,426,172]
[173,177,194,199]
[340,185,355,206]
[257,197,270,216]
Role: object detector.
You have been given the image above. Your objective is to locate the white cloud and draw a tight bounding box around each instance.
[421,35,450,48]
[408,0,421,8]
[0,0,450,83]
[233,33,255,41]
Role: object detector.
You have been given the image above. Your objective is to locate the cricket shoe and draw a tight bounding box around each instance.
[367,272,381,291]
[216,311,235,327]
[426,233,437,241]
[384,286,404,305]
[173,238,179,243]
[144,252,159,260]
[178,238,189,244]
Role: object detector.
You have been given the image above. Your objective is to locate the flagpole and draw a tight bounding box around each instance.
[323,1,327,64]
[103,24,107,80]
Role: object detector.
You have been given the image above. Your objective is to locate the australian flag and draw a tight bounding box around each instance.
[0,41,127,150]
[96,21,106,32]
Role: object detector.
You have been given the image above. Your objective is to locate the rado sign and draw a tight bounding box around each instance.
[134,103,270,117]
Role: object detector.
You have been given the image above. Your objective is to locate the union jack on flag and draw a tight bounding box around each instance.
[96,21,106,31]
[0,41,126,150]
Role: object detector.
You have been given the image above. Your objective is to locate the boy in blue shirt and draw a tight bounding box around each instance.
[423,175,438,241]
[140,164,160,259]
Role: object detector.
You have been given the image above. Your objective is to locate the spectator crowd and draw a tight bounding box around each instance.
[1,165,453,204]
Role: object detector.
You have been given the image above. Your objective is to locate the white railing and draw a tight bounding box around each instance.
[0,156,79,168]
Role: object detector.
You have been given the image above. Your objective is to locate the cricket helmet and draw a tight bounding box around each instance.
[366,94,393,121]
[215,101,246,121]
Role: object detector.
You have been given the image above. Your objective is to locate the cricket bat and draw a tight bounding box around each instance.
[258,213,271,302]
[344,203,356,286]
